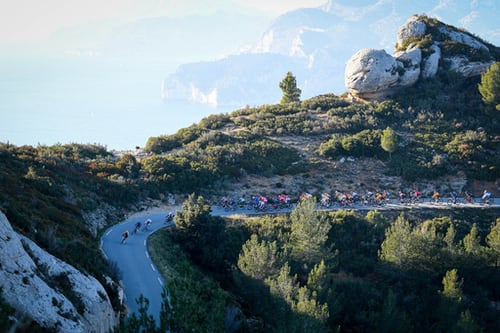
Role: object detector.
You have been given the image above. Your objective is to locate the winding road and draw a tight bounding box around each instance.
[101,198,499,322]
[101,212,173,323]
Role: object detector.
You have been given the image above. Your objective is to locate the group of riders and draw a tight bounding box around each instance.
[121,212,176,244]
[121,189,493,243]
[217,188,494,212]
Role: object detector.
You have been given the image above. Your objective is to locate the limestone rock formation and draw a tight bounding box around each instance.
[0,211,118,332]
[345,14,499,101]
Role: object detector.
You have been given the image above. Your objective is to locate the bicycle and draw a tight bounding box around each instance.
[480,197,494,205]
[141,219,152,231]
[121,231,129,244]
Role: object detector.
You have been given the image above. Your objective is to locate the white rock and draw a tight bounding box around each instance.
[394,45,422,86]
[421,43,441,78]
[396,15,426,48]
[0,211,118,332]
[446,56,494,77]
[438,26,488,51]
[345,48,401,99]
[344,15,495,101]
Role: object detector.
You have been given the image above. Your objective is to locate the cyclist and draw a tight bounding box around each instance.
[432,190,440,203]
[278,192,292,208]
[464,190,473,203]
[399,190,406,203]
[121,230,129,244]
[320,193,331,207]
[482,190,491,204]
[143,219,152,230]
[238,196,247,208]
[133,221,141,234]
[258,195,268,210]
[450,191,458,204]
[165,211,175,223]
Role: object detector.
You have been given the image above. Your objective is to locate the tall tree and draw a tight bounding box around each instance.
[238,234,281,280]
[486,218,500,267]
[441,269,463,301]
[379,214,412,267]
[380,126,398,159]
[478,62,500,111]
[289,198,331,266]
[462,223,482,256]
[294,286,329,329]
[306,260,328,300]
[436,268,465,332]
[279,71,301,104]
[174,193,226,270]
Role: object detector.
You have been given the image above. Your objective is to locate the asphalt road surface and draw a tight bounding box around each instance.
[101,212,173,323]
[102,197,498,322]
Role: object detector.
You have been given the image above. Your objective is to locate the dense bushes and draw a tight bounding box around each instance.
[161,197,500,332]
[319,130,383,159]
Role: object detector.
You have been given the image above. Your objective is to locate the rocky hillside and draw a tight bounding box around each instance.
[144,16,500,200]
[0,14,499,332]
[345,15,499,100]
[0,211,119,332]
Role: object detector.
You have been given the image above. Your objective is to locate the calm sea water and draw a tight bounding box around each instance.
[0,55,231,151]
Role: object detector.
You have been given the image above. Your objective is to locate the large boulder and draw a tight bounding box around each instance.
[345,14,499,101]
[0,211,119,332]
[345,49,400,100]
[345,46,422,100]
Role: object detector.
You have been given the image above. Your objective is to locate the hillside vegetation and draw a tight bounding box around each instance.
[1,15,500,331]
[144,70,500,198]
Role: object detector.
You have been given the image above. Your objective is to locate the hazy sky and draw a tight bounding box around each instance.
[0,0,498,150]
[2,0,498,47]
[0,0,326,44]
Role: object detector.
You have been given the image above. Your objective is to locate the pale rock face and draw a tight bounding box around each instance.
[345,47,422,100]
[394,45,422,86]
[421,43,441,78]
[438,26,488,51]
[446,56,494,77]
[345,15,496,100]
[0,211,118,333]
[396,15,426,48]
[345,49,399,99]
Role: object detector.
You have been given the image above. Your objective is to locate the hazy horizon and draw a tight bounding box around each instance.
[1,0,498,151]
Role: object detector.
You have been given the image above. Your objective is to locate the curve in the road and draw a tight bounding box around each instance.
[102,198,498,322]
[101,212,173,323]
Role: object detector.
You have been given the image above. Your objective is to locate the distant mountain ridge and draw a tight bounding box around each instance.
[161,2,499,107]
[162,5,360,107]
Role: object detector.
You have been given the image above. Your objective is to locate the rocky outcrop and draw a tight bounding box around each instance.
[345,15,499,101]
[0,211,118,332]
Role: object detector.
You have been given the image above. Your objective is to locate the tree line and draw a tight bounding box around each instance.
[128,194,500,332]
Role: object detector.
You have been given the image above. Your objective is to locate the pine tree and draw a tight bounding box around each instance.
[441,269,463,301]
[462,223,482,256]
[279,71,301,104]
[379,214,412,267]
[238,234,280,280]
[381,126,398,159]
[486,218,500,267]
[478,62,500,111]
[289,198,331,266]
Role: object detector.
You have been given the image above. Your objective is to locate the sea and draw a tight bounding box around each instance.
[0,54,233,151]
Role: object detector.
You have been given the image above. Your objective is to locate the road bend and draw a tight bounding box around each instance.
[101,212,172,323]
[101,198,498,322]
